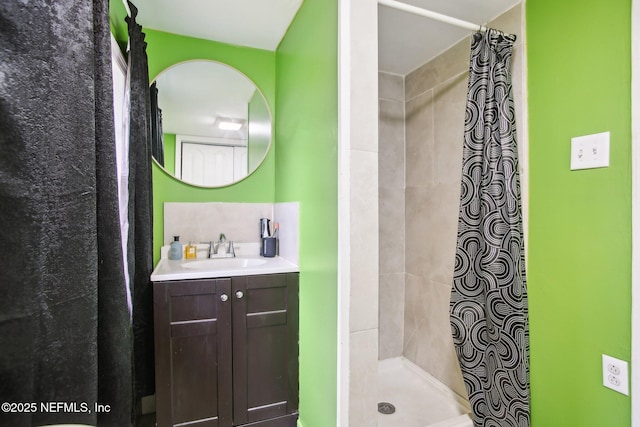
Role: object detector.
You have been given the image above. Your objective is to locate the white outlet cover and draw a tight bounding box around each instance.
[571,131,610,170]
[602,354,629,395]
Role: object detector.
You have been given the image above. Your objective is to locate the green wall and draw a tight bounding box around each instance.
[144,30,277,261]
[109,0,128,50]
[527,1,632,425]
[275,0,339,426]
[162,133,176,175]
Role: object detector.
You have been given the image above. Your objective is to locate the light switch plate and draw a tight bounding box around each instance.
[570,131,610,170]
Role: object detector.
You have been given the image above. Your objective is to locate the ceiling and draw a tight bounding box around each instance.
[131,0,520,76]
[378,0,521,74]
[132,0,304,51]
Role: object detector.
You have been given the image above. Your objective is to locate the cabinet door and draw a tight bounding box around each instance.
[154,279,233,427]
[231,273,299,425]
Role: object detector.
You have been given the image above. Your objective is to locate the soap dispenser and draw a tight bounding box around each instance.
[169,236,183,260]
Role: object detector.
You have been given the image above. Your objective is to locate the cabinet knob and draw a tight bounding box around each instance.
[235,291,244,299]
[220,294,229,302]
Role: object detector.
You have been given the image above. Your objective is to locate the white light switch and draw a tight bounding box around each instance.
[570,131,610,170]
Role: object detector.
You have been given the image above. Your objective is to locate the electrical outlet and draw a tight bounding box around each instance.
[570,131,610,170]
[602,354,629,395]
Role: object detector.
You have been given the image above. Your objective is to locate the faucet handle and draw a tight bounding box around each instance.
[228,241,235,257]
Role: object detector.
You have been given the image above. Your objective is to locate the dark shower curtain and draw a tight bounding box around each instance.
[150,82,165,167]
[0,1,132,426]
[126,1,156,403]
[450,29,530,427]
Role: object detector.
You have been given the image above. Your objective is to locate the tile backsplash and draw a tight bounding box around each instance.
[164,202,299,263]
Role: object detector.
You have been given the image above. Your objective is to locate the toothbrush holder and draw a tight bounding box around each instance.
[261,237,277,257]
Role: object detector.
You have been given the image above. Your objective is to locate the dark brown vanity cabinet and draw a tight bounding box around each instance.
[153,273,299,427]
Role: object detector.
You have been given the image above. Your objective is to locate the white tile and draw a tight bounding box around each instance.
[350,150,379,332]
[350,329,379,427]
[379,273,405,358]
[164,202,273,245]
[379,71,404,102]
[349,0,378,153]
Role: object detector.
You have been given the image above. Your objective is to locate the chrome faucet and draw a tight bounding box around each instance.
[209,233,235,258]
[218,233,227,254]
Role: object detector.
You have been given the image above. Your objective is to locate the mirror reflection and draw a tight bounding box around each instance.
[151,60,272,187]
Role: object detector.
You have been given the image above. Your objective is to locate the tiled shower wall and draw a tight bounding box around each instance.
[378,71,406,360]
[378,3,525,398]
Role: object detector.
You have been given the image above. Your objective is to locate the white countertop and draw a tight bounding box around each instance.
[151,255,299,282]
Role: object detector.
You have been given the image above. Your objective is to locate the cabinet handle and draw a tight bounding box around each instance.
[220,294,229,302]
[235,291,244,299]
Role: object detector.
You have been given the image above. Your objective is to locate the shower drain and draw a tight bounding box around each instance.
[377,402,396,415]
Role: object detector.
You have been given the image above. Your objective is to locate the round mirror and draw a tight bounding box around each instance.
[151,60,272,187]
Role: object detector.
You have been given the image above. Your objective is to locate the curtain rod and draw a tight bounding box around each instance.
[378,0,487,32]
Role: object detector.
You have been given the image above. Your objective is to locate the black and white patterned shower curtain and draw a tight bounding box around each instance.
[450,29,530,427]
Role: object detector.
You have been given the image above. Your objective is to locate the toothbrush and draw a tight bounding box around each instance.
[272,222,279,238]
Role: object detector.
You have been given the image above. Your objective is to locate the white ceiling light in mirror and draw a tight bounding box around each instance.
[217,120,244,131]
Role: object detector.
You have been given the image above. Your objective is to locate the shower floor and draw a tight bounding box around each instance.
[378,357,472,427]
